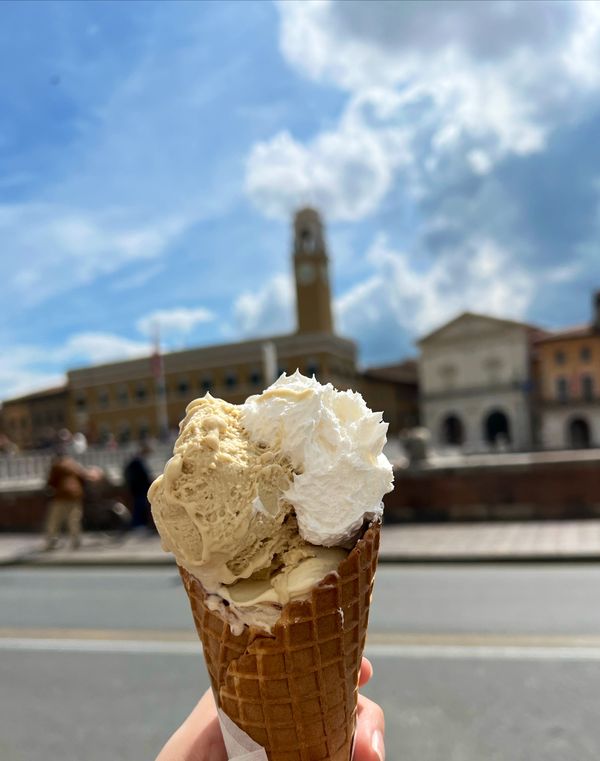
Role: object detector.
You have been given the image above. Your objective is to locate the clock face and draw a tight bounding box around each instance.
[297,262,316,285]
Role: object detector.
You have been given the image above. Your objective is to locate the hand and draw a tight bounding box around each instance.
[87,466,103,481]
[156,657,385,761]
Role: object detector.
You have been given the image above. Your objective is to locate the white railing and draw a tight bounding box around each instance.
[0,443,174,490]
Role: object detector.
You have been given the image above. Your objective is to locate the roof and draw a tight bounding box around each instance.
[418,311,540,344]
[2,384,67,406]
[534,324,599,344]
[362,359,418,384]
[67,331,358,387]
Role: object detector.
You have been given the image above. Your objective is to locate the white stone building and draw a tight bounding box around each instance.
[418,313,539,452]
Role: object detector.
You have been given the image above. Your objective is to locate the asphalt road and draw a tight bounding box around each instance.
[2,564,600,760]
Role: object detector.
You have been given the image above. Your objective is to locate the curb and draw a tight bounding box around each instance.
[5,552,600,568]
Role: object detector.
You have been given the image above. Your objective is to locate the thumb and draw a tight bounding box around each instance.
[353,693,385,761]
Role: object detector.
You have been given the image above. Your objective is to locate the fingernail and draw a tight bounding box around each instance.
[372,729,385,761]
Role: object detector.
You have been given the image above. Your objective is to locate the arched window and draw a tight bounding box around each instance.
[568,418,591,449]
[484,409,511,446]
[440,414,464,445]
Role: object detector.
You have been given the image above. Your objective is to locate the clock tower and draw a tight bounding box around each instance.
[293,207,334,334]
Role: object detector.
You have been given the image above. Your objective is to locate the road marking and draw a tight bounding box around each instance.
[3,629,600,660]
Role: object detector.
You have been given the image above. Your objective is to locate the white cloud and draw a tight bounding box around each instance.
[136,307,215,339]
[0,203,189,308]
[0,345,66,401]
[0,332,149,400]
[57,332,149,365]
[246,1,600,221]
[234,274,295,337]
[335,233,583,364]
[245,108,403,220]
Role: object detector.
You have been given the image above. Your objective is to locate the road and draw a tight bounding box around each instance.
[2,564,600,760]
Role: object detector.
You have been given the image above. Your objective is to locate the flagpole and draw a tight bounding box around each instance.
[152,324,169,441]
[262,341,278,386]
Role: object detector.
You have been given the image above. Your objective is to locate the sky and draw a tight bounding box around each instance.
[2,0,600,399]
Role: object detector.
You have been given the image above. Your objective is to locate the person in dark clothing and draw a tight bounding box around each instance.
[123,445,153,530]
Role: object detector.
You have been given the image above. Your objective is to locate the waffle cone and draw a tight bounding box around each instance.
[179,519,381,761]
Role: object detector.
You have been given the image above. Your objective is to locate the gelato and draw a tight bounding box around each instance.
[149,370,393,633]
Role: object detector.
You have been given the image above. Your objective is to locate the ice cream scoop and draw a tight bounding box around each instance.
[149,371,393,631]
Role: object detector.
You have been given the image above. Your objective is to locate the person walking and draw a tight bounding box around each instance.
[45,450,101,550]
[123,444,153,531]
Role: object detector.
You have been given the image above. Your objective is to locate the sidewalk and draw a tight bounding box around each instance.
[3,520,600,566]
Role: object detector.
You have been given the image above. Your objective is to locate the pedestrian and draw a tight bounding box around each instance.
[123,443,153,531]
[45,448,102,550]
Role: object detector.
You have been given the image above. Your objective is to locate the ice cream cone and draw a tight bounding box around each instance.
[179,519,381,761]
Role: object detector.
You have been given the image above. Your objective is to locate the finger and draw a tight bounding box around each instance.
[358,657,373,687]
[156,689,227,761]
[353,693,385,761]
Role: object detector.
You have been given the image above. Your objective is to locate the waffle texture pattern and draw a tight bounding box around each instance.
[180,520,380,761]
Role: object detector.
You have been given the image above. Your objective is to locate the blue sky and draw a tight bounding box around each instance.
[2,0,600,399]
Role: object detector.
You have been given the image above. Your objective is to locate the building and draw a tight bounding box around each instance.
[535,292,600,449]
[68,332,357,444]
[359,360,419,437]
[0,386,69,450]
[418,312,542,452]
[67,208,359,444]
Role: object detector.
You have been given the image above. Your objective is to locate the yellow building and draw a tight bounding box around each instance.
[0,386,68,450]
[68,332,357,443]
[535,292,600,448]
[67,208,358,443]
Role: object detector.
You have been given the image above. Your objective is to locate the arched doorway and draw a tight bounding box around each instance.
[440,414,464,446]
[568,418,591,449]
[484,409,511,446]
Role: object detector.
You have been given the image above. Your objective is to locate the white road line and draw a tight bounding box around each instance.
[365,644,600,661]
[3,638,600,660]
[0,638,200,655]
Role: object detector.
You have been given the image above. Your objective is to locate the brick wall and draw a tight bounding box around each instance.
[384,460,600,522]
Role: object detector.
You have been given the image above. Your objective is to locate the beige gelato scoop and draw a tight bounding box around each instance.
[149,394,305,588]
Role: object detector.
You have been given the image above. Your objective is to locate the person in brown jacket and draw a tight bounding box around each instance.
[45,451,101,550]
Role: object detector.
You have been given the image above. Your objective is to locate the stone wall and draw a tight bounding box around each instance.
[385,458,600,522]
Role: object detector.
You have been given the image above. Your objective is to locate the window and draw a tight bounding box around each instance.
[76,394,86,410]
[118,422,131,444]
[300,227,316,253]
[117,385,129,404]
[177,378,190,396]
[306,362,319,378]
[556,377,568,403]
[582,375,594,402]
[225,372,237,389]
[555,350,566,365]
[199,376,213,392]
[98,389,109,408]
[581,346,592,362]
[249,369,262,386]
[136,383,147,402]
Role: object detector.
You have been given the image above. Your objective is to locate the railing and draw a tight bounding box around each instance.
[0,443,174,490]
[0,439,405,490]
